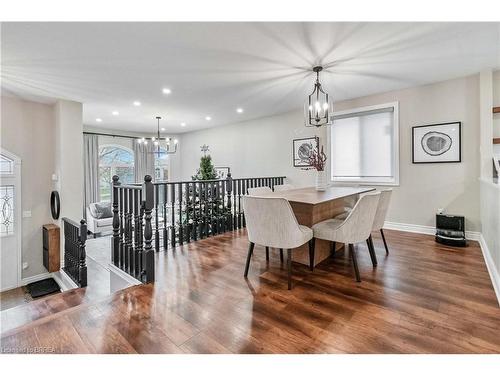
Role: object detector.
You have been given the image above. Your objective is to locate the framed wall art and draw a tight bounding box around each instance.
[215,166,230,179]
[412,122,461,163]
[293,136,319,168]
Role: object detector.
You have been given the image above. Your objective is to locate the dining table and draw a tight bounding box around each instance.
[270,186,376,266]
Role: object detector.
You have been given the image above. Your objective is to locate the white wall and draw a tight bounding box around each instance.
[479,69,500,303]
[180,74,481,231]
[493,70,500,155]
[1,95,56,278]
[179,110,324,185]
[55,100,84,226]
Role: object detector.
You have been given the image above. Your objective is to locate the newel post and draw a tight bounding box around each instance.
[143,175,155,283]
[225,172,233,230]
[111,175,121,266]
[79,219,88,287]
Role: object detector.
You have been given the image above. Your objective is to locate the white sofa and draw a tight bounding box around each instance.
[86,202,113,238]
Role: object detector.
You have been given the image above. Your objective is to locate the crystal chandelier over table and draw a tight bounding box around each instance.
[137,116,178,155]
[304,66,333,127]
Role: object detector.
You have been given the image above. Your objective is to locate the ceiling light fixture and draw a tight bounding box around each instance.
[137,116,178,155]
[181,122,186,127]
[133,101,141,106]
[112,111,119,116]
[305,66,333,127]
[162,88,171,94]
[96,118,102,122]
[205,116,212,121]
[236,108,244,113]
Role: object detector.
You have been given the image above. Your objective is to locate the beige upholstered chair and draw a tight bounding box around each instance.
[247,186,273,196]
[312,192,381,282]
[371,189,393,255]
[242,196,314,289]
[273,184,294,192]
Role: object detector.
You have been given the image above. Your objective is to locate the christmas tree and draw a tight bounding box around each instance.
[193,155,218,180]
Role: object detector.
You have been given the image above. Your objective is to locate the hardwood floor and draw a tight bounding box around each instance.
[1,229,499,354]
[0,257,114,313]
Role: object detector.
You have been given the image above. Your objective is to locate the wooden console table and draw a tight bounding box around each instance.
[271,186,375,266]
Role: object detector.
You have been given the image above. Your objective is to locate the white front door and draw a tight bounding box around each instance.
[0,150,21,292]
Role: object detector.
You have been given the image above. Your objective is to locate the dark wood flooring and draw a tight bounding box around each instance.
[1,229,499,354]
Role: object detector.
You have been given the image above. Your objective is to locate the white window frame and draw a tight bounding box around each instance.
[327,101,399,186]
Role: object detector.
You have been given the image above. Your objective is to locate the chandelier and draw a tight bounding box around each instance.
[304,66,333,127]
[137,116,178,155]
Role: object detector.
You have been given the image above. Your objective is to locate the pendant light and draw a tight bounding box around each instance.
[304,66,333,127]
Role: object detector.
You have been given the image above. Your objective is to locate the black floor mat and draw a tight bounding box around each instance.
[26,278,61,298]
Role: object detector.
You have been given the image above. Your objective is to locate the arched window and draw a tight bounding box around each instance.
[154,148,170,182]
[99,145,134,201]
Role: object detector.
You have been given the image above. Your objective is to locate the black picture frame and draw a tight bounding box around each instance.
[293,136,319,168]
[412,121,461,164]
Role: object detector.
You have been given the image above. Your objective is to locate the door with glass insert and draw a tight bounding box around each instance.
[1,152,21,291]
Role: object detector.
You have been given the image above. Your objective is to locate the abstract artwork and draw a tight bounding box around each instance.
[412,122,461,163]
[293,136,319,168]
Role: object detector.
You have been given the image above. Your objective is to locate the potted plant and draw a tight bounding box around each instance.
[309,145,327,191]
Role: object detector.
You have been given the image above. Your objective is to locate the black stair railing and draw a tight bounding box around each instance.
[62,217,87,287]
[111,175,155,283]
[111,173,285,279]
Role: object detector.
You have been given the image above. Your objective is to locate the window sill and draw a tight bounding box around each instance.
[330,180,400,187]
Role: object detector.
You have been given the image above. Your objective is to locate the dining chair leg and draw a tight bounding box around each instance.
[349,243,361,282]
[280,248,284,262]
[380,229,389,255]
[244,242,255,277]
[265,246,269,262]
[330,241,337,258]
[366,235,378,267]
[287,249,292,290]
[308,238,316,271]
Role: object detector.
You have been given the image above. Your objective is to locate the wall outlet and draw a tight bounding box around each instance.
[437,208,444,214]
[22,210,32,218]
[52,173,59,181]
[22,262,28,270]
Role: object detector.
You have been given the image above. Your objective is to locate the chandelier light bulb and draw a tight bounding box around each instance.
[174,139,178,144]
[154,141,159,146]
[152,137,156,141]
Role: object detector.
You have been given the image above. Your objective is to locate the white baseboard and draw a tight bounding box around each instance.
[108,263,141,286]
[20,272,51,286]
[383,221,481,241]
[479,234,500,307]
[52,270,78,291]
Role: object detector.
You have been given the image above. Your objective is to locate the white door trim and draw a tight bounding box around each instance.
[0,148,22,291]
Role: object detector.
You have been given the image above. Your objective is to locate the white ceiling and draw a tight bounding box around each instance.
[2,22,500,134]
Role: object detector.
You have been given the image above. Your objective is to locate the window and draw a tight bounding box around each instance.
[154,148,170,182]
[99,145,134,201]
[329,102,399,185]
[0,155,13,175]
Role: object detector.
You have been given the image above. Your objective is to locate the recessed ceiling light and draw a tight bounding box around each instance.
[96,118,102,122]
[236,108,244,113]
[162,88,172,94]
[205,116,212,121]
[161,127,165,131]
[181,122,186,127]
[112,111,119,116]
[133,101,141,106]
